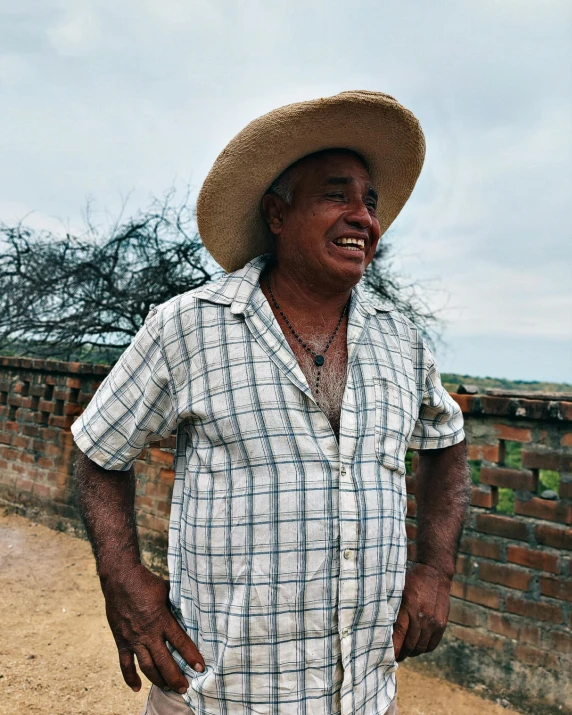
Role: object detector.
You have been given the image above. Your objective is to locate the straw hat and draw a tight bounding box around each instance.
[197,90,425,273]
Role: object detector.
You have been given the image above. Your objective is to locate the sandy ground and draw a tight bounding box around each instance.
[0,512,521,715]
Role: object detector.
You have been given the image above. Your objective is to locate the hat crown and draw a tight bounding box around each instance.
[197,90,425,273]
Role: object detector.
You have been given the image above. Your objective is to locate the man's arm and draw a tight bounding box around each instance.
[392,439,470,661]
[76,452,205,694]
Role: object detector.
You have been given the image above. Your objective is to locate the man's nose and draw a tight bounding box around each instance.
[345,199,372,229]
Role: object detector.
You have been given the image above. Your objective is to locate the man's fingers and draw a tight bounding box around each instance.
[147,639,191,694]
[426,625,446,654]
[118,647,142,692]
[133,645,168,690]
[397,612,421,662]
[165,618,205,673]
[392,608,409,661]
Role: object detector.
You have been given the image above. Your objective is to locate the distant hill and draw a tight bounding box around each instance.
[441,373,572,395]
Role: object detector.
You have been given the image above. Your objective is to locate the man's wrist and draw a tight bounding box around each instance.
[98,553,142,590]
[412,559,455,583]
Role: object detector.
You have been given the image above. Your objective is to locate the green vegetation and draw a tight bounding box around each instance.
[441,373,572,395]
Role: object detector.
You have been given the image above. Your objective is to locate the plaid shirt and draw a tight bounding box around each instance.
[72,255,464,715]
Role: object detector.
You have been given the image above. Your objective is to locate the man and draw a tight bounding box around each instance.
[72,90,470,715]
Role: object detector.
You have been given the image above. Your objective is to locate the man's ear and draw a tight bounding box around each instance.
[261,194,286,236]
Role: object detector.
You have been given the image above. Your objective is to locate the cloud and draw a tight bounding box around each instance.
[0,0,570,378]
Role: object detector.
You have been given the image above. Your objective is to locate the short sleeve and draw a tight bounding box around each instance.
[408,341,465,451]
[71,308,178,470]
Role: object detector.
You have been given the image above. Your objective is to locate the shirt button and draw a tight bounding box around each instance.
[342,627,351,638]
[343,549,352,560]
[340,465,347,476]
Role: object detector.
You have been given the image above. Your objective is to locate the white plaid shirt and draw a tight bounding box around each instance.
[72,255,464,715]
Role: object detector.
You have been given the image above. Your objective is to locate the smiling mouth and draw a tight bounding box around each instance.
[333,236,366,252]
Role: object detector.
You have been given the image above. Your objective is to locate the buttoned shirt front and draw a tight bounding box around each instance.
[72,254,464,715]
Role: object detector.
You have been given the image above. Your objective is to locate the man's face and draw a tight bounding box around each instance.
[263,150,382,291]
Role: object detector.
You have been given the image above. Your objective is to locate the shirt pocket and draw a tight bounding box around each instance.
[374,376,417,473]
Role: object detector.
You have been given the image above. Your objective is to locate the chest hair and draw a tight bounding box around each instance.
[284,325,348,438]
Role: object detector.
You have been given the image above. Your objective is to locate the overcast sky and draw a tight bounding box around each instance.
[1,0,571,381]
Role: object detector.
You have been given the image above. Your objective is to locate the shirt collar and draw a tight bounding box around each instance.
[192,253,392,316]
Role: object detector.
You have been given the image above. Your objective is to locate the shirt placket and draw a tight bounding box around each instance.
[337,298,372,715]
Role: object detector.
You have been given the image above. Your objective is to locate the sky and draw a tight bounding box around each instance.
[1,0,571,382]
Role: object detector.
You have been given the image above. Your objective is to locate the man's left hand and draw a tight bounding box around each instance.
[392,562,452,661]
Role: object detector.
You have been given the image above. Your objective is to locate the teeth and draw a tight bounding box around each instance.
[336,237,365,249]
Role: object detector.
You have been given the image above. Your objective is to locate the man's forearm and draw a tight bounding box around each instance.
[75,452,141,583]
[414,440,471,580]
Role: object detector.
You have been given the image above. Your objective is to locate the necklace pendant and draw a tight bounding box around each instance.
[314,354,325,367]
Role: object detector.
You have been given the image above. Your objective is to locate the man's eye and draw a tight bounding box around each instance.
[326,192,345,200]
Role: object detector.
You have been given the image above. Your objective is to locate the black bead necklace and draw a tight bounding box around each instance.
[266,275,347,395]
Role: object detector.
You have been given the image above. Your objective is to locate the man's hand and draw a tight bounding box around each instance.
[102,563,205,694]
[392,563,452,662]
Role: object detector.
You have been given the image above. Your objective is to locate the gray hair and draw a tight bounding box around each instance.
[266,164,301,205]
[265,148,368,206]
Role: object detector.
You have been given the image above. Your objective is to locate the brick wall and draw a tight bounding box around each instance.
[0,356,175,567]
[0,356,571,712]
[406,391,572,714]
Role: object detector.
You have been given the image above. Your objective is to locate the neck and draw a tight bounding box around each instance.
[265,258,352,322]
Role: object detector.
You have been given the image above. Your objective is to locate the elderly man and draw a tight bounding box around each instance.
[72,91,470,715]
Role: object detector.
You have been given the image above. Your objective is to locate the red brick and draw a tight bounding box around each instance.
[478,561,532,591]
[506,545,559,574]
[405,475,416,495]
[451,394,477,413]
[451,580,502,609]
[515,497,572,525]
[449,624,506,652]
[149,448,175,466]
[475,513,529,542]
[406,498,416,517]
[33,483,51,498]
[470,485,498,508]
[539,576,572,602]
[15,478,34,492]
[460,536,502,560]
[135,511,169,535]
[136,496,154,510]
[37,457,55,469]
[482,396,519,416]
[159,468,175,485]
[514,644,560,670]
[561,403,572,421]
[407,542,417,561]
[405,522,417,540]
[480,466,537,492]
[535,524,572,551]
[487,612,518,639]
[144,481,172,500]
[494,424,532,442]
[561,433,572,447]
[156,500,171,516]
[449,598,483,627]
[37,399,55,413]
[468,443,500,462]
[547,630,572,655]
[455,554,472,576]
[522,449,572,472]
[559,480,572,499]
[0,433,12,445]
[487,613,540,645]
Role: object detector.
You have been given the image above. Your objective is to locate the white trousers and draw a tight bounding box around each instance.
[141,685,399,714]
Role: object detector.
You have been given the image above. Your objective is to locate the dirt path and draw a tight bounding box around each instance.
[0,512,520,715]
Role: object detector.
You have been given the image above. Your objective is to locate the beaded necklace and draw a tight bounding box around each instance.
[266,275,348,395]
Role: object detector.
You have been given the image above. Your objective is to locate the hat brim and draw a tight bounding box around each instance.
[197,90,426,273]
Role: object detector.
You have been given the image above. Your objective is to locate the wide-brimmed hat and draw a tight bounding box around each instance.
[197,90,425,273]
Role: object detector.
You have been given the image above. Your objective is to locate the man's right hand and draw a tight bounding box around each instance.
[101,563,205,694]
